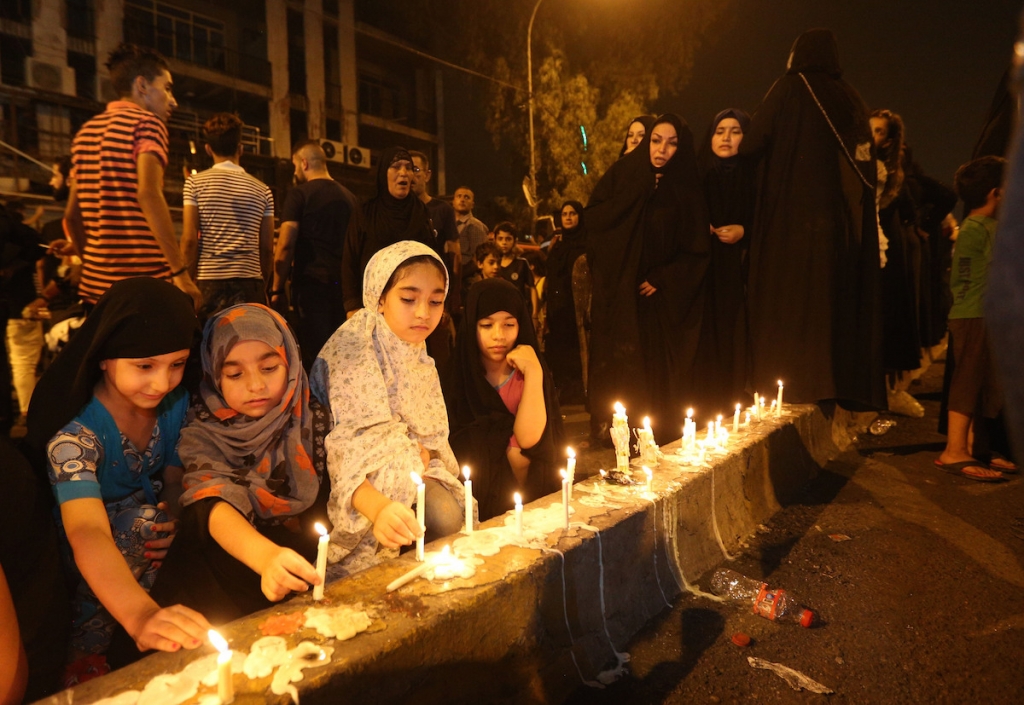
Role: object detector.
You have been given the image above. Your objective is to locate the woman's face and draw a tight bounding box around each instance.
[711,117,743,158]
[560,205,579,231]
[476,311,519,365]
[649,122,679,170]
[386,158,413,199]
[870,117,891,149]
[624,121,646,154]
[219,340,288,418]
[378,262,446,344]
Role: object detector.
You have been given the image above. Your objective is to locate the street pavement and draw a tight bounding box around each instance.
[562,358,1024,704]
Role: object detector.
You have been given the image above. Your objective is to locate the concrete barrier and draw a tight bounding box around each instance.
[37,403,840,705]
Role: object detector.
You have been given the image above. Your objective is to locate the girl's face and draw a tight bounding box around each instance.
[476,311,519,365]
[561,205,579,231]
[624,121,646,154]
[219,340,288,418]
[870,117,891,149]
[99,350,189,410]
[495,230,515,254]
[650,122,679,170]
[711,117,743,158]
[378,262,446,344]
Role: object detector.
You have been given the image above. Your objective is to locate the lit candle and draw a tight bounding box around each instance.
[560,469,570,529]
[462,466,473,535]
[411,471,425,561]
[770,399,777,416]
[720,430,729,448]
[745,410,751,426]
[760,396,766,418]
[777,380,784,416]
[643,465,653,493]
[566,447,577,501]
[208,630,234,704]
[715,414,722,436]
[733,404,741,434]
[514,492,523,537]
[686,408,695,448]
[753,393,760,419]
[386,546,450,592]
[312,522,329,601]
[706,421,714,445]
[611,402,630,471]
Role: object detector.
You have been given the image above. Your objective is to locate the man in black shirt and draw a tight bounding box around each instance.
[272,140,357,369]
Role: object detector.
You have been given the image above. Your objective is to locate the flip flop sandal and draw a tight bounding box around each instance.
[989,456,1019,474]
[934,459,1005,482]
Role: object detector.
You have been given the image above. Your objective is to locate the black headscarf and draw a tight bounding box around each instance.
[362,146,433,246]
[443,278,563,520]
[698,109,756,229]
[27,277,197,452]
[546,200,587,291]
[619,115,656,157]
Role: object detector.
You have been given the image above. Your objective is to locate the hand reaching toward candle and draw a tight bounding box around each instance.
[261,547,319,602]
[372,501,422,548]
[130,603,211,653]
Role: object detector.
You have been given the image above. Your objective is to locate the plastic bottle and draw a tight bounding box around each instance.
[710,568,814,628]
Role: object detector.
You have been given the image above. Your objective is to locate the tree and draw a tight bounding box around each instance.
[358,0,731,220]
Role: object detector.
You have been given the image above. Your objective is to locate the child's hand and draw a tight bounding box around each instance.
[261,548,319,602]
[130,603,211,653]
[372,501,421,549]
[146,505,179,567]
[505,345,541,377]
[417,442,431,471]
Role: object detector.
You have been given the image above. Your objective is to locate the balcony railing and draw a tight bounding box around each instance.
[123,19,271,87]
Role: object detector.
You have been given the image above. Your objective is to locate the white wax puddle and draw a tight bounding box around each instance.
[90,636,333,705]
[304,605,372,640]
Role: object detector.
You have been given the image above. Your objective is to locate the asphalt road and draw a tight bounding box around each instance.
[563,358,1024,704]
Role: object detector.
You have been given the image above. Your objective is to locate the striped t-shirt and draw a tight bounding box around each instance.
[71,100,171,304]
[183,161,274,280]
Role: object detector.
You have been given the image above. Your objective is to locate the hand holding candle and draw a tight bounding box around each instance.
[209,630,234,704]
[312,522,329,601]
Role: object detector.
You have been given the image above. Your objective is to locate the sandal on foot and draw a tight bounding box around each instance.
[989,456,1018,474]
[934,459,1004,482]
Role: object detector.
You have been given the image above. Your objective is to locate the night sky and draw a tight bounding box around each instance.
[443,0,1021,213]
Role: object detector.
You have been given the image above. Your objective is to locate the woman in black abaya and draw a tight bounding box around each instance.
[697,109,757,407]
[739,29,884,409]
[586,114,711,444]
[545,201,587,404]
[620,115,656,157]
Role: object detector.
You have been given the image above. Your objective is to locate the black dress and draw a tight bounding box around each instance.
[443,279,564,521]
[739,29,884,410]
[544,200,587,403]
[586,114,711,444]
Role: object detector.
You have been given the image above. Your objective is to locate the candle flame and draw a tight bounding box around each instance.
[614,401,625,414]
[462,465,470,481]
[599,469,607,477]
[514,492,522,506]
[643,416,651,429]
[314,522,327,537]
[717,414,723,422]
[735,403,741,411]
[410,471,423,486]
[208,629,229,655]
[643,466,652,477]
[686,407,694,418]
[566,446,576,459]
[778,379,783,387]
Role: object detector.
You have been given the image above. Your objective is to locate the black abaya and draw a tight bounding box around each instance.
[739,29,884,409]
[545,200,587,402]
[587,114,711,443]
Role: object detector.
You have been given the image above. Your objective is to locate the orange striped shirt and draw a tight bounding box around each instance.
[71,101,171,304]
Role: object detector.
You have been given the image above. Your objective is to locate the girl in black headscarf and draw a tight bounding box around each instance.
[443,278,564,521]
[739,29,884,410]
[620,115,656,157]
[544,200,587,404]
[586,114,711,444]
[697,109,757,407]
[26,278,210,680]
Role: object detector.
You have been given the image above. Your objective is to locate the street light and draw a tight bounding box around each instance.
[526,0,545,229]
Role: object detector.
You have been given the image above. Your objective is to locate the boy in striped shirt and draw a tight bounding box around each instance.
[59,43,200,309]
[180,113,274,321]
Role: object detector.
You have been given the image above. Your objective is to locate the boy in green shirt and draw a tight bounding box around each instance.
[937,156,1009,481]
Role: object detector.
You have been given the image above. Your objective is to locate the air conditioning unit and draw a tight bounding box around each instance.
[320,141,371,170]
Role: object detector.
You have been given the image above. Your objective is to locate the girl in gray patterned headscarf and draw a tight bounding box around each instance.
[311,240,469,577]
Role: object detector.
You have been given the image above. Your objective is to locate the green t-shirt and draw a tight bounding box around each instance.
[948,214,996,320]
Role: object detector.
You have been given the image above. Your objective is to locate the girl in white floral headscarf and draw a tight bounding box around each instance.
[311,241,468,577]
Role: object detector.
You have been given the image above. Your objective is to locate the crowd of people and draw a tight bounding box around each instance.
[0,27,1019,701]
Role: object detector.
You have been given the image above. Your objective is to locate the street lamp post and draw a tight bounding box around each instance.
[526,0,545,229]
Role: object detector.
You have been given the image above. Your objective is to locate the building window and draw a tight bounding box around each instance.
[0,0,31,22]
[66,0,95,41]
[0,35,31,87]
[290,109,307,150]
[323,0,339,18]
[286,9,306,96]
[123,1,226,73]
[67,51,97,101]
[358,72,404,121]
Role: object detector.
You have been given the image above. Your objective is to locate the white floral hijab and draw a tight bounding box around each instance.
[311,241,462,572]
